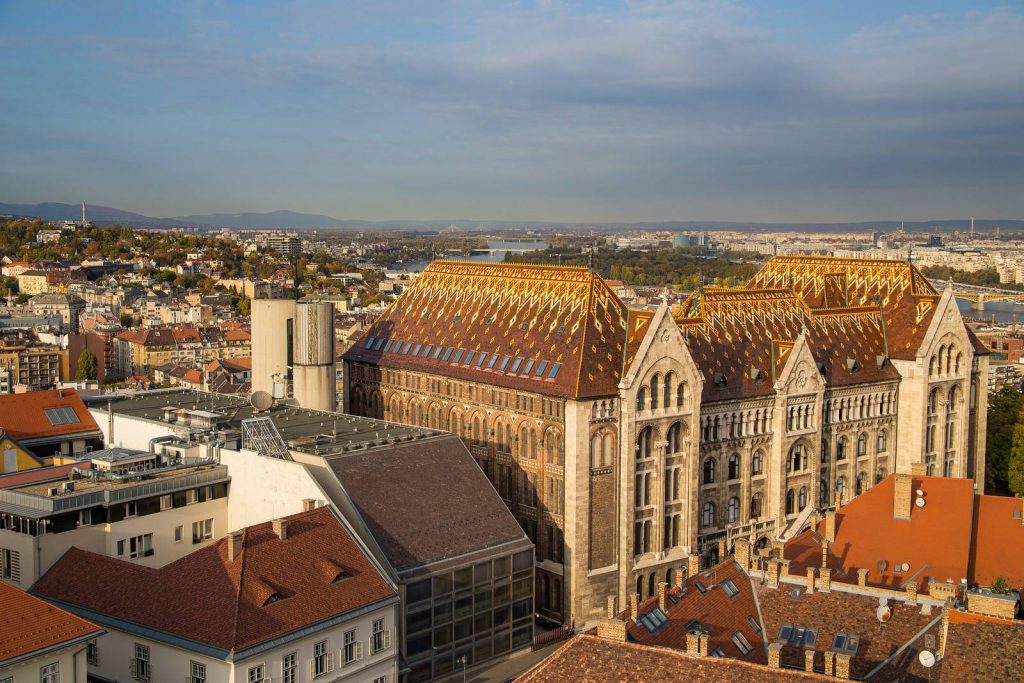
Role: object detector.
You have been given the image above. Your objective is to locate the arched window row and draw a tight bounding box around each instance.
[929,344,964,377]
[701,409,771,442]
[823,392,897,425]
[591,399,616,420]
[636,372,690,412]
[786,404,814,432]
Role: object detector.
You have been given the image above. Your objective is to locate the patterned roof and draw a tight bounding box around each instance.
[673,288,898,402]
[0,581,103,666]
[748,256,942,360]
[344,261,631,399]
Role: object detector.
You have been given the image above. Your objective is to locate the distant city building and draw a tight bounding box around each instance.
[265,234,301,255]
[0,330,64,392]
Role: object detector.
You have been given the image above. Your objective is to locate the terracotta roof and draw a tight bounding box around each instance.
[224,329,251,341]
[757,580,941,681]
[0,581,103,666]
[620,560,765,663]
[517,633,831,682]
[325,435,529,571]
[969,494,1024,589]
[673,288,898,401]
[747,256,941,361]
[343,261,631,399]
[0,389,101,442]
[785,475,976,588]
[0,461,90,490]
[939,612,1024,682]
[31,507,396,654]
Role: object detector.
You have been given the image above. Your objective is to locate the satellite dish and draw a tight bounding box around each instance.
[918,650,936,668]
[915,489,925,497]
[876,605,892,623]
[250,390,273,412]
[902,563,910,573]
[878,596,889,607]
[877,559,889,571]
[915,497,926,508]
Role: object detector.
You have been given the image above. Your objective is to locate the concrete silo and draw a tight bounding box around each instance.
[292,301,336,412]
[251,299,296,399]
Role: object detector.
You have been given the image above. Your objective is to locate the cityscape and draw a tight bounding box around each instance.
[2,2,1024,683]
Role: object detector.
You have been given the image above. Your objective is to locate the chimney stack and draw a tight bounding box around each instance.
[630,592,640,619]
[768,641,783,669]
[686,631,700,655]
[824,509,836,543]
[834,652,852,680]
[272,518,289,541]
[687,554,701,578]
[227,530,243,561]
[911,462,928,476]
[674,567,685,590]
[658,582,668,612]
[606,595,618,619]
[698,633,709,656]
[893,473,913,520]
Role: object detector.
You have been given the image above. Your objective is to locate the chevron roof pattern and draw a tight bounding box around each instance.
[344,261,630,398]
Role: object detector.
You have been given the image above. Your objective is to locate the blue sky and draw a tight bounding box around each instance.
[1,1,1022,222]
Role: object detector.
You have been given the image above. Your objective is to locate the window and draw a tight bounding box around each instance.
[374,677,387,683]
[247,664,265,683]
[119,533,153,559]
[40,662,60,683]
[746,615,763,635]
[192,519,214,544]
[637,606,669,634]
[186,489,198,505]
[190,661,206,683]
[727,453,740,480]
[751,450,763,475]
[721,578,740,598]
[44,406,79,426]
[726,497,739,524]
[312,640,332,678]
[372,617,392,653]
[2,548,20,582]
[174,525,183,543]
[124,501,138,518]
[343,629,362,665]
[731,631,753,656]
[160,494,172,511]
[831,632,861,654]
[701,502,715,529]
[282,652,297,683]
[131,644,150,681]
[702,457,716,484]
[87,640,99,665]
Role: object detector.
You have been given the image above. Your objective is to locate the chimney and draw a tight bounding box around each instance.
[697,633,709,656]
[687,554,701,578]
[806,567,816,593]
[596,619,627,642]
[893,473,913,519]
[630,592,640,619]
[734,538,751,571]
[821,540,830,569]
[272,518,288,541]
[824,509,836,543]
[819,567,832,592]
[657,582,668,612]
[834,652,852,680]
[768,641,784,668]
[302,498,317,512]
[717,539,727,563]
[911,462,928,476]
[686,631,700,655]
[858,568,870,587]
[227,530,243,561]
[823,651,836,677]
[804,649,816,673]
[905,580,918,604]
[606,595,618,619]
[674,567,685,590]
[767,559,782,587]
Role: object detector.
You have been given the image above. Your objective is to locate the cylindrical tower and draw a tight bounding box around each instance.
[251,299,297,398]
[293,301,336,412]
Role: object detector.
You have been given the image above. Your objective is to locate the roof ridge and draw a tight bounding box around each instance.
[228,525,249,651]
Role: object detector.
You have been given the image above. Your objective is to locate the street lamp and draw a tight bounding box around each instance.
[457,653,468,682]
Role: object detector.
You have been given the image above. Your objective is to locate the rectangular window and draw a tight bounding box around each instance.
[190,661,206,683]
[282,653,297,683]
[373,677,387,683]
[87,640,99,665]
[247,664,265,683]
[374,337,385,350]
[127,533,153,559]
[175,525,183,543]
[186,489,198,505]
[371,617,391,654]
[312,640,332,678]
[422,344,432,357]
[510,357,523,373]
[498,355,511,371]
[475,352,487,367]
[383,340,395,352]
[343,628,362,664]
[443,348,454,361]
[464,351,475,365]
[124,501,138,517]
[487,354,499,369]
[402,341,413,354]
[523,359,535,375]
[547,362,561,378]
[452,349,465,363]
[364,336,375,349]
[412,343,422,356]
[535,360,548,377]
[40,662,59,683]
[746,615,762,635]
[432,346,443,359]
[132,644,150,681]
[1,548,18,581]
[732,631,753,656]
[160,494,172,511]
[720,578,740,598]
[78,509,93,527]
[192,519,214,544]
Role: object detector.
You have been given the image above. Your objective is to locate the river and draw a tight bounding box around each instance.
[957,298,1024,325]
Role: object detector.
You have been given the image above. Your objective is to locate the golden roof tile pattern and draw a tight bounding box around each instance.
[345,261,631,399]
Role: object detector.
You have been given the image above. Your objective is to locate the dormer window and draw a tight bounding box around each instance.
[263,593,282,606]
[714,372,726,387]
[846,357,860,373]
[333,570,349,583]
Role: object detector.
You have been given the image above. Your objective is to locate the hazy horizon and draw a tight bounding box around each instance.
[2,1,1022,223]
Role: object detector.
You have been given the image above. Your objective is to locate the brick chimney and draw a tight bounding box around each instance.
[819,567,832,592]
[821,540,830,569]
[272,518,288,541]
[905,580,919,604]
[686,631,700,655]
[630,592,640,619]
[823,651,836,676]
[606,595,618,619]
[857,567,869,587]
[596,619,627,642]
[767,559,782,587]
[227,530,243,561]
[804,649,815,672]
[807,567,816,593]
[697,633,709,655]
[734,538,751,571]
[834,652,852,679]
[911,462,928,476]
[687,553,701,577]
[767,641,783,668]
[824,509,836,543]
[657,582,668,612]
[674,567,685,590]
[893,473,913,520]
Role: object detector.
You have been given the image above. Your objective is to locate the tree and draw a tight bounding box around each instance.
[1009,424,1024,497]
[76,349,97,381]
[991,575,1012,595]
[119,312,134,328]
[986,386,1024,494]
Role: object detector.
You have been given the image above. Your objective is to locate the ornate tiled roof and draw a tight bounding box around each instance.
[674,288,898,402]
[344,261,631,399]
[748,256,942,360]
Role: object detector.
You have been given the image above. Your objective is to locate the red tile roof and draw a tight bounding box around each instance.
[0,461,91,490]
[620,560,765,663]
[32,507,396,654]
[0,389,101,442]
[785,475,976,588]
[940,612,1024,682]
[969,494,1024,589]
[517,634,831,682]
[0,581,103,666]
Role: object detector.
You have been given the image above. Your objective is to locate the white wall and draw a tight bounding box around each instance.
[0,643,89,683]
[217,448,328,532]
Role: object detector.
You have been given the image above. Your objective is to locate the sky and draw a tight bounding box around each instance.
[1,0,1022,223]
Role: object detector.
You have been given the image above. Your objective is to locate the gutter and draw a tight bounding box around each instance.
[0,630,105,670]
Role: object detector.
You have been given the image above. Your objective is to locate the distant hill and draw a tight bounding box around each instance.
[3,201,1023,232]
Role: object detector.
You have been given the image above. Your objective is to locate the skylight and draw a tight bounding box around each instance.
[432,346,443,359]
[498,356,511,371]
[374,337,385,350]
[44,407,80,427]
[443,348,454,361]
[548,363,561,378]
[720,578,740,598]
[475,353,487,367]
[465,351,476,365]
[535,360,548,377]
[412,343,422,356]
[637,606,669,634]
[364,336,375,349]
[402,341,413,354]
[510,357,523,373]
[453,349,465,363]
[523,359,535,375]
[831,633,858,654]
[487,354,499,369]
